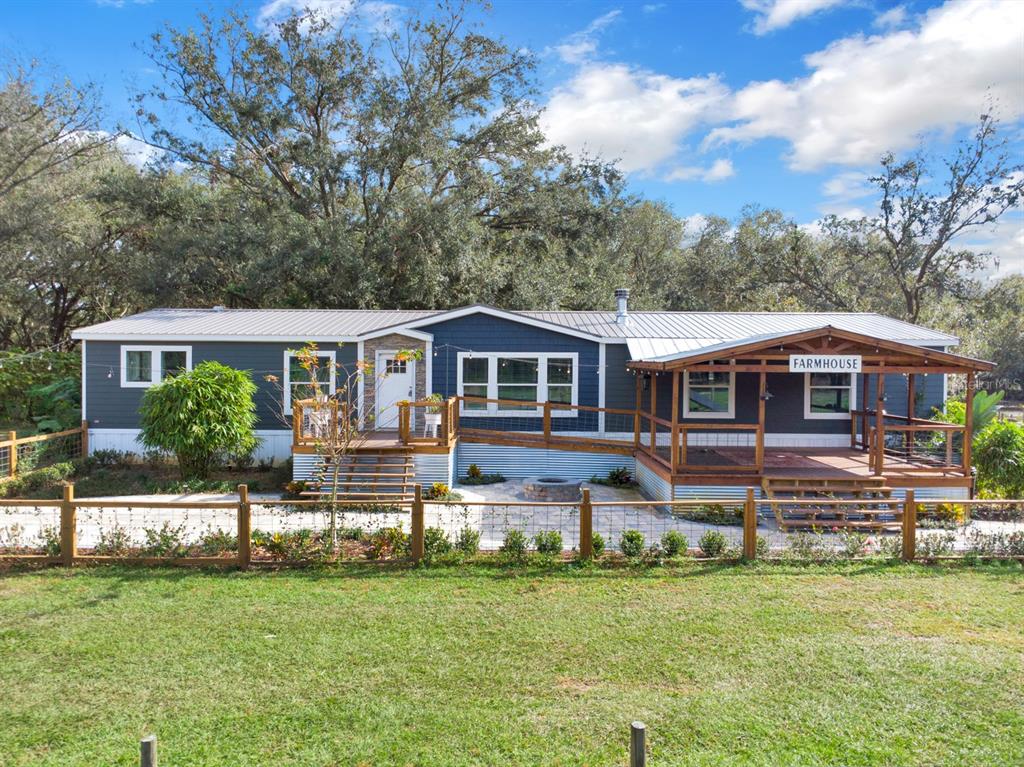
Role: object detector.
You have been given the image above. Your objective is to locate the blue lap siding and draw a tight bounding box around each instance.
[84,340,359,431]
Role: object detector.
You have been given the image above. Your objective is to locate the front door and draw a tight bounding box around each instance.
[375,352,415,429]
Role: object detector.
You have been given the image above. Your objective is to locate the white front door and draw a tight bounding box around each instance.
[375,352,416,429]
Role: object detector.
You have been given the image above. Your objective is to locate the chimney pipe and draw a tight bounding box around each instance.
[615,288,630,325]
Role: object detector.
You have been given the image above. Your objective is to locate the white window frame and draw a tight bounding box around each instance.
[120,345,193,388]
[283,349,336,415]
[804,372,857,420]
[683,369,736,419]
[456,352,579,417]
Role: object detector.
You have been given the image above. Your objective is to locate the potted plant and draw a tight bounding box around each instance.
[424,393,445,436]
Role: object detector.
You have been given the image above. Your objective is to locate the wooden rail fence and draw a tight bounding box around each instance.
[3,484,1018,566]
[0,421,87,480]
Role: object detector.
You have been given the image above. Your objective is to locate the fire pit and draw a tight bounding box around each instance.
[522,476,583,502]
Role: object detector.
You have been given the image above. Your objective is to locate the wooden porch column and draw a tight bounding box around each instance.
[649,372,658,454]
[755,365,766,471]
[963,371,975,476]
[634,373,642,449]
[874,368,886,475]
[905,373,916,458]
[860,374,869,451]
[670,371,680,472]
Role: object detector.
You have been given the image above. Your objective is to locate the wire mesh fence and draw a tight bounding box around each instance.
[593,501,747,557]
[425,501,581,554]
[249,499,412,562]
[73,501,239,561]
[915,500,1024,559]
[1,427,85,482]
[0,500,62,556]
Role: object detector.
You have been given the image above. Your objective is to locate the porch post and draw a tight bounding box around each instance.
[860,374,869,451]
[874,367,886,475]
[671,371,680,472]
[634,373,642,449]
[963,371,975,476]
[756,364,766,471]
[649,372,657,455]
[905,373,916,457]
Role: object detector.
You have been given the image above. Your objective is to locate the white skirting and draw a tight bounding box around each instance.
[88,428,294,463]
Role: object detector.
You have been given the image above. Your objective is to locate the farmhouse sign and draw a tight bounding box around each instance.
[789,355,862,373]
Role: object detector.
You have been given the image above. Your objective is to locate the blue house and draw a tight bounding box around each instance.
[72,290,991,504]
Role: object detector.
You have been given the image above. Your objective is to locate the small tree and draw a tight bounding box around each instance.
[139,361,259,478]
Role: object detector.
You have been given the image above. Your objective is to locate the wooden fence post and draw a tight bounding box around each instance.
[7,430,16,478]
[237,484,251,570]
[579,488,593,560]
[630,721,647,767]
[901,489,916,562]
[80,420,89,459]
[140,735,157,767]
[411,484,424,562]
[60,483,76,567]
[743,487,757,560]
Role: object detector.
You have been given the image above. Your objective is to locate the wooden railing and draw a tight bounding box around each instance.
[397,397,459,448]
[292,399,356,447]
[851,409,967,475]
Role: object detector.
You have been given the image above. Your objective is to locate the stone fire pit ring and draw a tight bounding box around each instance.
[521,476,583,502]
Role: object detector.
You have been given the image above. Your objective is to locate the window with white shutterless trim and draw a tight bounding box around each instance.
[456,352,578,416]
[804,372,855,420]
[283,350,336,415]
[120,346,192,388]
[683,369,735,419]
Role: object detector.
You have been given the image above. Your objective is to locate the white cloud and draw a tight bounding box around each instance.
[95,0,152,7]
[666,158,736,182]
[550,10,621,64]
[114,133,163,169]
[543,64,729,173]
[258,0,353,26]
[873,5,907,29]
[965,209,1024,279]
[642,3,666,13]
[739,0,848,34]
[709,0,1024,170]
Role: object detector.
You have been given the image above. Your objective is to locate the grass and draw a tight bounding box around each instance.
[1,562,1022,766]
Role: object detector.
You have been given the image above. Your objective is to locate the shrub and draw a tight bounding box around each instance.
[619,529,645,558]
[698,529,728,558]
[198,528,237,556]
[460,471,506,485]
[838,530,870,559]
[916,532,956,558]
[95,524,132,556]
[423,527,452,562]
[591,532,605,558]
[259,529,323,561]
[680,503,743,527]
[973,419,1024,497]
[424,482,463,501]
[533,530,563,556]
[660,530,688,557]
[500,528,528,563]
[467,463,482,479]
[139,361,260,479]
[455,526,481,556]
[590,466,637,488]
[876,535,903,560]
[369,526,409,560]
[38,525,61,556]
[755,535,769,558]
[784,531,830,561]
[141,522,187,558]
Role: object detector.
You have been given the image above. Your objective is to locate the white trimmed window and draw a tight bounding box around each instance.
[683,369,735,419]
[456,353,578,416]
[283,350,336,415]
[120,346,192,388]
[804,372,855,419]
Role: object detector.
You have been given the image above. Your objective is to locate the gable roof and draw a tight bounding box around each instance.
[71,305,960,349]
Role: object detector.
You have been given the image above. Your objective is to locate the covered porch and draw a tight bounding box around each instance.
[626,326,994,487]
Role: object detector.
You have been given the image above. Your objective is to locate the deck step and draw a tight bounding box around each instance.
[762,475,903,532]
[306,448,416,502]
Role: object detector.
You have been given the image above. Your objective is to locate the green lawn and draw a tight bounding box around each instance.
[1,563,1022,766]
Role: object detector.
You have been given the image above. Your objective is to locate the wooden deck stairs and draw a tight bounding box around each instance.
[762,476,902,532]
[301,449,415,504]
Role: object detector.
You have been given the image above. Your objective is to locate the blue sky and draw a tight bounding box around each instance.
[2,0,1022,276]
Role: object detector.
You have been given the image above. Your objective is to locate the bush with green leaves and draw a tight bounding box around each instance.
[619,529,645,558]
[698,529,728,558]
[591,532,605,558]
[500,528,528,563]
[369,526,409,560]
[660,530,688,557]
[139,361,259,479]
[38,525,61,556]
[973,419,1024,498]
[423,527,452,562]
[141,522,187,558]
[95,524,132,556]
[755,535,769,558]
[198,528,237,556]
[533,530,563,556]
[455,526,481,556]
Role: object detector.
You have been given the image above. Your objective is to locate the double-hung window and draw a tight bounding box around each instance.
[683,369,735,418]
[457,353,578,416]
[120,346,192,388]
[805,373,855,419]
[283,350,336,415]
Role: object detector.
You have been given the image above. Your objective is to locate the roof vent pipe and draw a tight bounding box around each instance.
[615,288,630,325]
[212,305,227,312]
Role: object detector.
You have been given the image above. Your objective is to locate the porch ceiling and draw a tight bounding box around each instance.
[626,325,995,374]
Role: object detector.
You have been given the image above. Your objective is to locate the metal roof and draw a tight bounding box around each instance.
[72,306,959,347]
